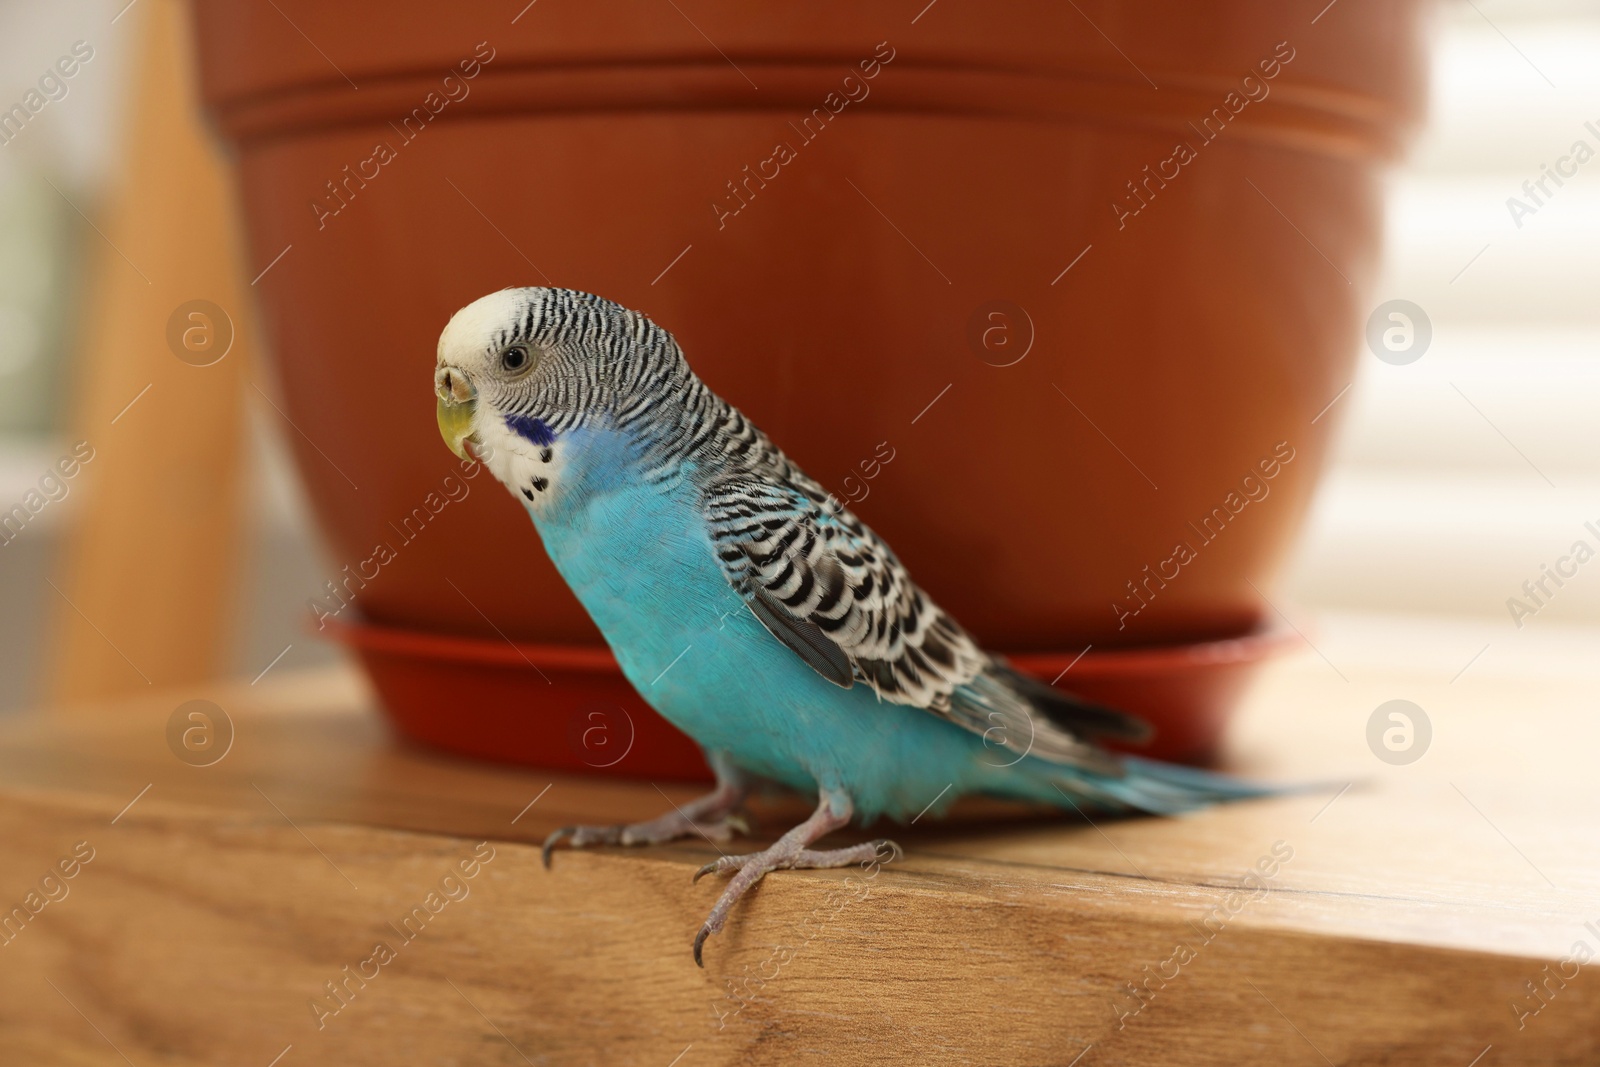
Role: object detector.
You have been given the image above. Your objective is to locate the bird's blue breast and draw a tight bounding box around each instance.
[522,426,996,821]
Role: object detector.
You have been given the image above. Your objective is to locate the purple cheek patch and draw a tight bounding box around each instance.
[504,413,555,447]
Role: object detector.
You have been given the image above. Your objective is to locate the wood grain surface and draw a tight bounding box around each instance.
[1,624,1596,1066]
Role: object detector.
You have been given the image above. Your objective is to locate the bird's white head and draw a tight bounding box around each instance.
[434,286,674,454]
[434,286,684,507]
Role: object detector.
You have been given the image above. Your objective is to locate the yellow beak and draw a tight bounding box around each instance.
[436,396,478,459]
[434,366,479,459]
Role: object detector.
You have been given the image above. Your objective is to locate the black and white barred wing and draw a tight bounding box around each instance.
[703,476,1143,771]
[705,475,980,697]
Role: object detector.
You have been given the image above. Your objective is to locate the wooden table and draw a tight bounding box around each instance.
[2,617,1596,1065]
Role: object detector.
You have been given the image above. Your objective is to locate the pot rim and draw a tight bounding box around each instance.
[321,611,1302,678]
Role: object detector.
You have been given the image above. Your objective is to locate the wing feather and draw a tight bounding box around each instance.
[703,466,1142,771]
[747,584,854,688]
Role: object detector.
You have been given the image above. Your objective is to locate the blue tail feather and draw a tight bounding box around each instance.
[981,752,1288,817]
[1092,755,1284,815]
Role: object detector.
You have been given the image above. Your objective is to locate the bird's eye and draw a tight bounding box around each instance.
[501,346,531,373]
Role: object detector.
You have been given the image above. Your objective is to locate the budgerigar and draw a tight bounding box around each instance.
[434,287,1272,965]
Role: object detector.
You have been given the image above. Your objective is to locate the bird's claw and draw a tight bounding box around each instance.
[541,830,566,869]
[690,837,902,967]
[870,839,904,865]
[541,824,622,868]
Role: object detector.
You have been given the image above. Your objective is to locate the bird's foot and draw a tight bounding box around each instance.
[542,798,752,868]
[691,837,900,967]
[542,753,753,868]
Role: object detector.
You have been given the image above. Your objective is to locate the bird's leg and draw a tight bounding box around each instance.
[691,787,900,967]
[542,751,752,868]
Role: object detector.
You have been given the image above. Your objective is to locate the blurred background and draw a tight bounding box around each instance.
[2,0,1597,712]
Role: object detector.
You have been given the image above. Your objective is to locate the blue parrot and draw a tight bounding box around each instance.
[434,287,1272,965]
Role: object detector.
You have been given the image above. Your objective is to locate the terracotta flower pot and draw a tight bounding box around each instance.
[193,0,1432,773]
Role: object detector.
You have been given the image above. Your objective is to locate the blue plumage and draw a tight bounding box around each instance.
[530,425,1264,822]
[434,287,1277,963]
